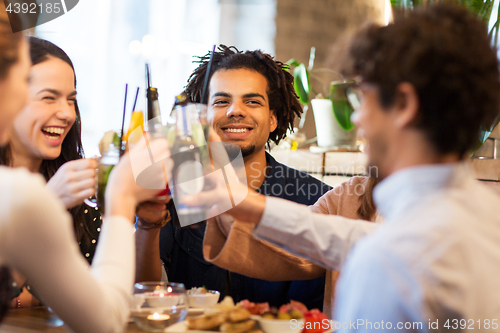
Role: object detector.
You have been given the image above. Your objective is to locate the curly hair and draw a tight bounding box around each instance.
[183,45,302,145]
[344,3,500,158]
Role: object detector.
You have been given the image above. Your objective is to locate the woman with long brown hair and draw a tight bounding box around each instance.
[0,36,103,308]
[0,4,171,332]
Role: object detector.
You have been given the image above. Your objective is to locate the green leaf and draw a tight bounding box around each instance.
[285,59,301,73]
[391,0,496,21]
[293,64,310,104]
[330,83,355,131]
[286,59,301,67]
[331,101,355,131]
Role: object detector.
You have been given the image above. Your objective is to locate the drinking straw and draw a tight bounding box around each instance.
[201,45,216,104]
[146,64,154,122]
[119,83,128,157]
[146,63,151,89]
[132,87,140,112]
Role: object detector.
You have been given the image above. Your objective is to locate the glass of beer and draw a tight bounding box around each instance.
[168,103,211,227]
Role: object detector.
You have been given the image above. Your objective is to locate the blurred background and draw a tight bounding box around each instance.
[32,0,392,155]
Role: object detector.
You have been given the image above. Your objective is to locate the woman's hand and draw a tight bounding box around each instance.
[105,137,172,222]
[46,159,98,209]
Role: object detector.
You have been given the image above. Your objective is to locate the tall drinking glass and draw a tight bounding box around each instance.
[168,103,211,227]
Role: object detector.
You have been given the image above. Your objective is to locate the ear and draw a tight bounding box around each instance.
[393,82,419,129]
[269,111,277,132]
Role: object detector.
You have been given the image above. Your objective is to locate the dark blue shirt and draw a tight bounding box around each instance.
[159,152,332,310]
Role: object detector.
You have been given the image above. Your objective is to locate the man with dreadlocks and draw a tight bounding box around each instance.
[135,45,332,310]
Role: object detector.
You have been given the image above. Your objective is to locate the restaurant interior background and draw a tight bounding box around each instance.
[29,0,392,156]
[31,0,500,163]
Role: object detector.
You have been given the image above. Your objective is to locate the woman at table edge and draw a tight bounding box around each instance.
[0,5,171,333]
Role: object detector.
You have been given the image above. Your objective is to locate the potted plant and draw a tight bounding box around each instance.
[287,48,358,150]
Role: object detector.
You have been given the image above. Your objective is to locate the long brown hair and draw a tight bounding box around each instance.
[357,177,378,221]
[0,37,91,245]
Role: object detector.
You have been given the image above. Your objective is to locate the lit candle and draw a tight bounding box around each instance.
[147,313,170,321]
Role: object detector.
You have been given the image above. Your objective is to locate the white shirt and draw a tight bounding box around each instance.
[255,163,500,332]
[254,194,376,272]
[0,166,134,333]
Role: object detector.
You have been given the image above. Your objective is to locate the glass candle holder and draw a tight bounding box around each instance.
[130,282,188,332]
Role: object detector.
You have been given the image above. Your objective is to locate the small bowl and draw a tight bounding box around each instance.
[187,290,220,308]
[131,282,188,332]
[253,316,305,333]
[144,292,181,308]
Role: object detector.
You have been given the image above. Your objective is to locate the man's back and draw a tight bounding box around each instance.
[335,164,500,331]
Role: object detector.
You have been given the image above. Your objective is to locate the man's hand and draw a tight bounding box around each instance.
[46,159,98,209]
[106,138,172,222]
[136,196,171,229]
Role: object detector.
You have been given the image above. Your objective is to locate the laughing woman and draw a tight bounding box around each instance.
[0,37,102,307]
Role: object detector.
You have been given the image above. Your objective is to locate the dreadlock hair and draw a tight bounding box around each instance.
[183,45,302,146]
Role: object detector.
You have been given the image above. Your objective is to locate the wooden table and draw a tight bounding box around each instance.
[0,307,147,332]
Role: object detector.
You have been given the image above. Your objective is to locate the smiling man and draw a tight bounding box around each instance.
[182,4,500,331]
[135,45,332,309]
[208,67,277,190]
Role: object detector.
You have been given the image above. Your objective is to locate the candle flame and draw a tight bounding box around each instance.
[147,313,170,321]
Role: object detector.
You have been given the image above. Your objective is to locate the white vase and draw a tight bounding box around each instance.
[311,99,357,149]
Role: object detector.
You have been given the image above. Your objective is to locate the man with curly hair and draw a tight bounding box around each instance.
[180,3,500,330]
[136,46,332,309]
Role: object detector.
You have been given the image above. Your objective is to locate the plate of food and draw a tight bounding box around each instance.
[166,308,257,332]
[187,308,205,316]
[165,296,334,333]
[165,320,208,333]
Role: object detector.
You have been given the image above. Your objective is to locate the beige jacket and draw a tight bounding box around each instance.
[203,176,371,317]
